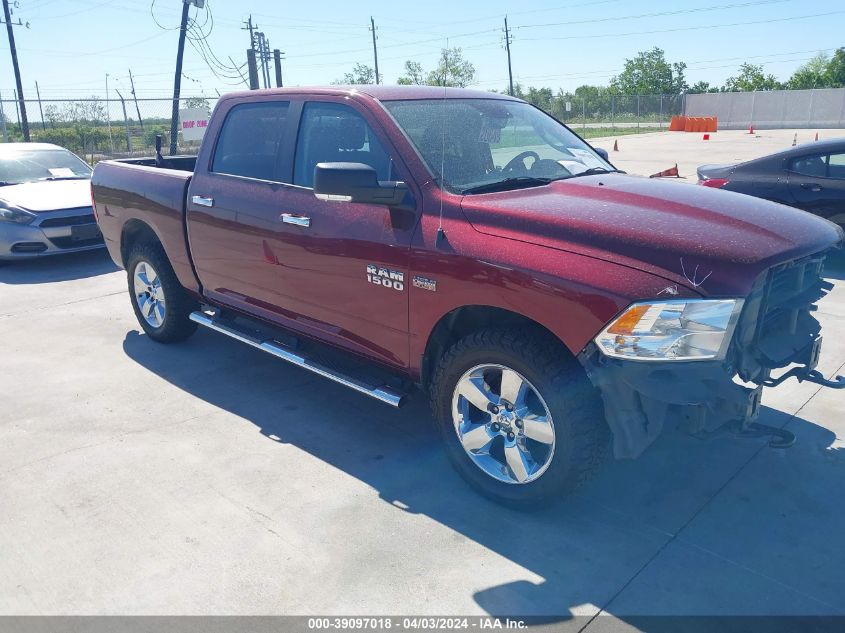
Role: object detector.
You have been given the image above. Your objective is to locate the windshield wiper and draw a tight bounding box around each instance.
[37,175,90,182]
[462,177,552,195]
[563,167,620,179]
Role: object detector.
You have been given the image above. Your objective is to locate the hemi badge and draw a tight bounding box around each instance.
[412,275,437,292]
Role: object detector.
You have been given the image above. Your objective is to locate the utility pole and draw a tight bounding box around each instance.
[370,17,380,85]
[115,89,132,153]
[503,16,514,97]
[0,92,9,142]
[105,73,115,153]
[128,69,144,130]
[273,49,284,88]
[169,0,192,156]
[246,49,259,90]
[2,0,30,141]
[34,81,45,130]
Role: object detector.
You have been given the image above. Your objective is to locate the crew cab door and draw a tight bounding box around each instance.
[786,151,845,225]
[268,99,418,367]
[187,98,297,312]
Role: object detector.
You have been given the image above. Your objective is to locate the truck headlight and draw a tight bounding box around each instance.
[594,299,743,361]
[0,202,36,225]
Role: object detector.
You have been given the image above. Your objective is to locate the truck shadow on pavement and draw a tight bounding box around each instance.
[0,249,117,284]
[123,329,843,621]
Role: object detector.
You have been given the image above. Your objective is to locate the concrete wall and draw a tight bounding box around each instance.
[685,88,845,129]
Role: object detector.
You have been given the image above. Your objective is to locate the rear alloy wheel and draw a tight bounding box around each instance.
[126,241,197,343]
[452,364,555,485]
[133,261,166,328]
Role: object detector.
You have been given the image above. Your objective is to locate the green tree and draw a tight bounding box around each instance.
[397,61,425,85]
[610,47,687,95]
[722,63,782,92]
[426,47,475,87]
[788,53,831,89]
[688,81,719,94]
[823,47,845,87]
[333,63,376,85]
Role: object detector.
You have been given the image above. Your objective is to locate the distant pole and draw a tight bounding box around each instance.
[370,17,380,85]
[35,81,45,130]
[273,49,283,87]
[2,0,29,140]
[504,16,514,97]
[128,69,144,130]
[115,89,132,153]
[246,49,259,90]
[0,92,9,142]
[169,0,192,155]
[105,73,115,153]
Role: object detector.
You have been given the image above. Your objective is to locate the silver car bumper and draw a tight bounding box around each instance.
[0,206,104,260]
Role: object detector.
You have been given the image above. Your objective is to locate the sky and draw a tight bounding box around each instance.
[1,0,843,102]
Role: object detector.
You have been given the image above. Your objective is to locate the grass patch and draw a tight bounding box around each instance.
[575,126,662,139]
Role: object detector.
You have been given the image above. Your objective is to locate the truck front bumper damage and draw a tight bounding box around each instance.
[580,250,844,459]
[581,336,843,459]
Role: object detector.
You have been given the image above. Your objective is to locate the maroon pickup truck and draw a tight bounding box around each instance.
[92,86,844,506]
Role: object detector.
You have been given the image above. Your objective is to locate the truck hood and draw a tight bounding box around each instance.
[461,174,843,296]
[0,179,92,212]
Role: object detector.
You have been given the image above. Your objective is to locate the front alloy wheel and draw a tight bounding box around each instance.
[452,364,555,485]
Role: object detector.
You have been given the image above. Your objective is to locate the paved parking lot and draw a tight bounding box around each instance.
[590,128,845,180]
[1,132,844,623]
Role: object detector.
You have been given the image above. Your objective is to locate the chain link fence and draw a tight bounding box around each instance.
[542,94,685,131]
[0,96,218,162]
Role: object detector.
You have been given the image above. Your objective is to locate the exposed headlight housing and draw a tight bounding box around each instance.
[0,202,36,225]
[595,299,744,361]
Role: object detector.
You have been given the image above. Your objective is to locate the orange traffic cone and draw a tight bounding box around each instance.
[613,140,619,152]
[748,125,754,134]
[649,164,680,178]
[792,133,798,147]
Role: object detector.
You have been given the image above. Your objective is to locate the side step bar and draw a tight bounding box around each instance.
[189,311,406,408]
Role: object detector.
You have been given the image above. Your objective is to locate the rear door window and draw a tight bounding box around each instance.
[211,102,290,181]
[293,102,392,188]
[827,153,845,180]
[789,153,827,178]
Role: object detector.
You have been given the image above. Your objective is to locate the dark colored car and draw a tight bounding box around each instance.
[697,138,845,226]
[91,86,844,507]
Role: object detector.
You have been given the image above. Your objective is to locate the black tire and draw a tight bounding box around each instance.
[125,240,198,343]
[430,327,609,509]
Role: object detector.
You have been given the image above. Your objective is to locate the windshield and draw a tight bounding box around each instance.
[382,98,612,194]
[0,148,92,186]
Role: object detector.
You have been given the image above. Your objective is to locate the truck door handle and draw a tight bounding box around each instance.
[800,183,823,192]
[281,213,311,228]
[191,195,214,207]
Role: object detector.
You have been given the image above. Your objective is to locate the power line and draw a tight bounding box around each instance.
[519,9,845,41]
[515,0,795,30]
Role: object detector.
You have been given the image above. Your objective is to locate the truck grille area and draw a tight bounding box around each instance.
[733,252,832,383]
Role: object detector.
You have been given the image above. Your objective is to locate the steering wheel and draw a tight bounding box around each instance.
[503,151,540,174]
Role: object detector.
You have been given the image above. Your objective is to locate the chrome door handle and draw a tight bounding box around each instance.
[281,213,311,228]
[191,195,214,208]
[800,183,822,192]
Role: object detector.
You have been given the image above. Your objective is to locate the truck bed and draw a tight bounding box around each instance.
[91,158,200,293]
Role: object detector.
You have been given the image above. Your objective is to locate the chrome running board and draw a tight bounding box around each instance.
[189,311,406,408]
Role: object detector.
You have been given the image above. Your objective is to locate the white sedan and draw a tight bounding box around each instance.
[0,143,103,261]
